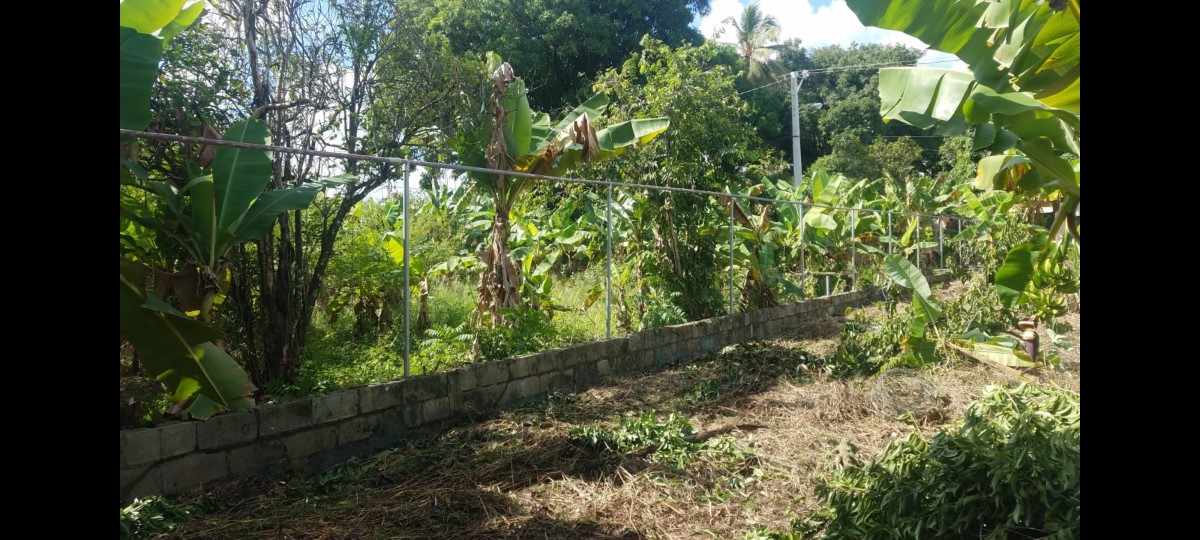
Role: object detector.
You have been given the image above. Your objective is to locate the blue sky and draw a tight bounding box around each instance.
[693,0,965,69]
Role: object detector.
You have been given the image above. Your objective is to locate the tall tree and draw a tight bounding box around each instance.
[454,53,669,339]
[722,2,782,82]
[588,37,781,320]
[430,0,711,109]
[169,0,476,383]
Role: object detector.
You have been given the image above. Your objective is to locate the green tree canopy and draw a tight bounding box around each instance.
[430,0,711,109]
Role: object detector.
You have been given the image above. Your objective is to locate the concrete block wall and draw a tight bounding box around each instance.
[120,273,952,503]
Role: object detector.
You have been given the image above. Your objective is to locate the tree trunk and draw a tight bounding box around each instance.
[476,202,522,327]
[416,277,431,336]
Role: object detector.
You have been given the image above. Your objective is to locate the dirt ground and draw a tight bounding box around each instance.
[166,280,1080,539]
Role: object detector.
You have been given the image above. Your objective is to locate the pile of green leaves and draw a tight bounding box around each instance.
[940,276,1013,336]
[120,494,230,539]
[569,411,748,471]
[825,311,911,378]
[810,383,1080,539]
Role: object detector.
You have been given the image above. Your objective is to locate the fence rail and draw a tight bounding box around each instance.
[120,129,974,377]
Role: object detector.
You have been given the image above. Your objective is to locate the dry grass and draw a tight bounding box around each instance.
[164,280,1080,539]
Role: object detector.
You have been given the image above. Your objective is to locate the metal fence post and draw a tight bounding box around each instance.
[402,162,411,378]
[850,206,857,291]
[605,183,613,339]
[728,197,735,315]
[887,211,893,256]
[938,217,944,269]
[799,203,806,287]
[956,217,962,267]
[915,215,921,272]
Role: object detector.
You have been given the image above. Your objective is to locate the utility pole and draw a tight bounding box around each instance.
[790,70,807,187]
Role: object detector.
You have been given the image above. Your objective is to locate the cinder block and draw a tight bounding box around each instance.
[284,426,337,459]
[257,399,313,437]
[476,361,509,387]
[508,354,536,379]
[337,414,382,445]
[548,369,574,392]
[535,351,561,373]
[403,372,448,402]
[159,422,197,458]
[448,365,479,393]
[499,378,529,405]
[422,397,451,423]
[120,464,162,503]
[312,390,358,424]
[605,337,629,359]
[574,361,600,386]
[463,384,505,413]
[228,437,286,477]
[160,451,229,494]
[359,381,406,413]
[197,410,257,450]
[121,428,161,467]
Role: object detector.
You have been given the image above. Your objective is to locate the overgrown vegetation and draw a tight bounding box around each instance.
[803,383,1080,539]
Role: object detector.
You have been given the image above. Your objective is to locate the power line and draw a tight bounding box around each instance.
[119,128,977,222]
[737,75,789,95]
[804,57,963,75]
[735,57,965,96]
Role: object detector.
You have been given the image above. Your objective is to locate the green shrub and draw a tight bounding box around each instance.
[810,383,1080,539]
[940,277,1013,336]
[476,307,558,361]
[637,291,688,331]
[825,312,910,378]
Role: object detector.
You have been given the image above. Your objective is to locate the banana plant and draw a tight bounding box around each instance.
[455,52,670,328]
[846,0,1080,250]
[120,0,205,132]
[119,0,259,418]
[993,234,1078,323]
[122,119,355,322]
[883,255,1035,368]
[722,183,805,308]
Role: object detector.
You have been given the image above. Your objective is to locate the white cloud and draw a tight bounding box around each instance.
[699,0,966,69]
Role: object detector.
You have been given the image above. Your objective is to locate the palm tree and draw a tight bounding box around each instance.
[723,3,783,83]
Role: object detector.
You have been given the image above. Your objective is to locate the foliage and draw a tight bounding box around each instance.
[476,308,559,361]
[120,0,260,418]
[569,411,749,470]
[589,37,774,319]
[940,277,1012,336]
[847,0,1081,247]
[810,134,923,183]
[882,255,1037,369]
[810,383,1080,539]
[721,2,783,82]
[120,496,192,539]
[120,494,231,540]
[826,310,912,378]
[637,291,689,331]
[455,52,668,335]
[430,0,711,107]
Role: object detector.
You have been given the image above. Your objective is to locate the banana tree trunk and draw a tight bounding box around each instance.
[477,199,523,327]
[475,62,523,334]
[416,277,431,336]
